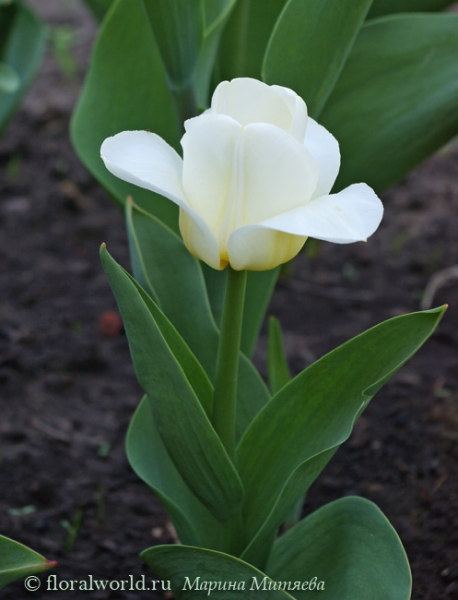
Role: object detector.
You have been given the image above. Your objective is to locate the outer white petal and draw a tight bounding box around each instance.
[210,78,296,134]
[258,183,384,244]
[304,118,341,199]
[101,130,186,207]
[227,227,306,271]
[101,130,220,268]
[181,114,242,240]
[179,210,223,271]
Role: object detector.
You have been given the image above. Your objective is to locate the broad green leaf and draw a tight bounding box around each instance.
[217,0,287,81]
[125,201,271,437]
[321,14,458,193]
[142,0,202,91]
[101,245,243,521]
[368,0,455,19]
[0,62,19,93]
[241,449,336,569]
[263,0,373,119]
[267,316,291,395]
[82,0,112,21]
[237,308,445,553]
[127,396,225,549]
[142,545,295,599]
[0,2,46,135]
[267,497,411,600]
[71,0,180,229]
[0,535,55,589]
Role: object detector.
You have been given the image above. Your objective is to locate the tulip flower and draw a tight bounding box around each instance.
[101,78,383,271]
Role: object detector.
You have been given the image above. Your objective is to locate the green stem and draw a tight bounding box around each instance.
[171,83,199,133]
[212,267,247,461]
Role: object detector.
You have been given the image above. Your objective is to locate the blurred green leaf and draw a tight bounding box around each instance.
[71,0,180,229]
[101,245,243,522]
[321,14,458,193]
[142,545,295,599]
[0,535,55,589]
[267,316,290,395]
[237,308,445,567]
[50,25,78,79]
[0,62,19,93]
[142,0,202,91]
[263,0,373,119]
[127,396,225,549]
[0,1,46,135]
[369,0,455,18]
[194,0,237,107]
[217,0,287,81]
[82,0,112,21]
[267,497,411,600]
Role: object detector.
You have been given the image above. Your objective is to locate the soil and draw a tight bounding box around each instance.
[0,2,457,599]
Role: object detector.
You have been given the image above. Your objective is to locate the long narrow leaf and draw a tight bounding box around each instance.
[101,245,243,522]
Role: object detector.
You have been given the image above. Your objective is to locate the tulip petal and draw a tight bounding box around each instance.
[211,78,306,140]
[258,183,383,244]
[241,123,319,224]
[179,210,225,271]
[101,131,221,268]
[228,227,307,271]
[101,131,186,207]
[304,118,341,199]
[271,84,308,142]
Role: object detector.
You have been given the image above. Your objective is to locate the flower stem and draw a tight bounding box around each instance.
[171,83,199,132]
[212,267,247,461]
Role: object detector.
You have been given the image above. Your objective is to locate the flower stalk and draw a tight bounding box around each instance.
[212,267,247,462]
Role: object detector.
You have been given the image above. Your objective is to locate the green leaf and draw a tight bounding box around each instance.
[141,545,295,599]
[70,0,180,229]
[126,200,219,379]
[202,0,237,35]
[125,201,271,438]
[82,0,112,21]
[0,62,19,93]
[127,396,225,549]
[194,0,237,107]
[321,14,458,193]
[267,316,291,395]
[0,2,46,135]
[368,0,455,19]
[142,0,202,91]
[267,497,411,600]
[237,307,446,563]
[100,244,243,521]
[126,270,214,418]
[263,0,373,118]
[217,0,287,81]
[0,535,55,589]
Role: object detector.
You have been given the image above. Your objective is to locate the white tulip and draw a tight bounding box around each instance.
[101,78,383,271]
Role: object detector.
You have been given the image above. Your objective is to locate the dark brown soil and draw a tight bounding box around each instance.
[1,2,457,599]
